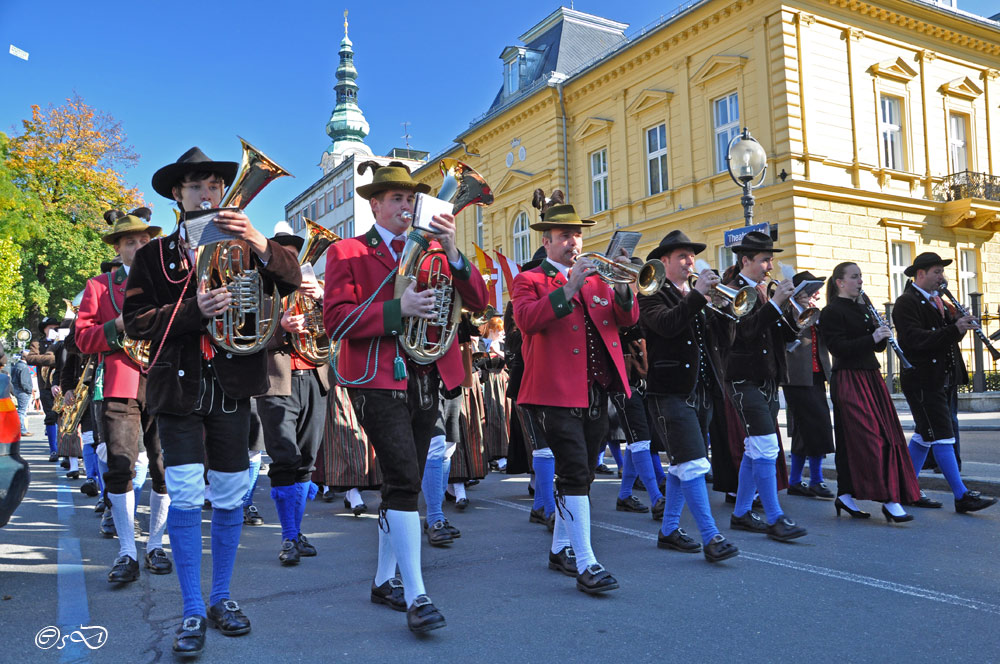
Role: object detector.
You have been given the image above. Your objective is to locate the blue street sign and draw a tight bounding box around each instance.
[724,222,772,248]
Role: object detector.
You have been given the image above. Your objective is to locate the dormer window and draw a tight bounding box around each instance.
[505,59,521,95]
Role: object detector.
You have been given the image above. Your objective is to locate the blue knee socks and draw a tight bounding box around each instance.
[681,477,720,545]
[808,455,824,485]
[270,484,300,542]
[660,473,684,535]
[908,438,930,477]
[734,454,757,516]
[618,448,638,500]
[209,506,243,607]
[608,444,623,471]
[45,424,58,454]
[630,447,663,504]
[789,453,805,485]
[167,507,205,617]
[751,458,783,524]
[931,445,967,499]
[422,456,445,526]
[242,458,261,508]
[295,481,313,535]
[532,455,555,517]
[82,444,99,482]
[650,450,666,484]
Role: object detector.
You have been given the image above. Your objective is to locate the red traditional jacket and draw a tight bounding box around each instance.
[76,266,141,399]
[323,225,488,391]
[513,259,638,408]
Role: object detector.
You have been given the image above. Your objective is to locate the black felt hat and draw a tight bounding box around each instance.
[100,255,124,274]
[904,251,952,277]
[646,230,706,262]
[522,246,546,271]
[270,220,305,253]
[38,316,59,334]
[151,147,239,200]
[731,230,782,255]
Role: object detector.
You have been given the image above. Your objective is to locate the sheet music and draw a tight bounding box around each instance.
[183,207,240,248]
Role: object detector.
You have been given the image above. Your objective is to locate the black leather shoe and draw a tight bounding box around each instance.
[94,497,106,514]
[454,497,469,510]
[595,464,614,475]
[48,452,59,463]
[172,616,206,657]
[108,555,139,583]
[344,497,367,516]
[767,516,807,542]
[810,483,835,499]
[881,505,914,523]
[144,548,172,574]
[725,493,737,504]
[787,482,814,497]
[243,504,263,526]
[834,497,871,519]
[407,594,446,633]
[529,507,550,525]
[547,546,577,577]
[425,521,453,547]
[99,510,115,537]
[616,495,649,513]
[909,491,943,508]
[651,497,665,521]
[207,599,251,636]
[576,564,619,595]
[527,484,535,497]
[546,513,555,532]
[60,458,70,469]
[703,534,739,563]
[955,490,998,514]
[279,539,300,566]
[730,511,768,533]
[79,479,99,497]
[322,490,337,503]
[65,470,80,479]
[370,578,406,612]
[657,528,701,553]
[444,491,455,503]
[440,520,460,538]
[296,533,317,556]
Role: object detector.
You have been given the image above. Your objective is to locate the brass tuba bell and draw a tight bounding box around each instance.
[289,219,340,365]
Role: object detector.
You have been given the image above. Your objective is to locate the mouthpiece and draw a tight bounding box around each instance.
[200,201,211,210]
[401,211,414,222]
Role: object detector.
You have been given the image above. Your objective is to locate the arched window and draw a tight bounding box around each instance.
[512,212,530,265]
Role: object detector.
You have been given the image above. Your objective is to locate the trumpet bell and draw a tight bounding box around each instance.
[686,275,758,318]
[636,260,666,296]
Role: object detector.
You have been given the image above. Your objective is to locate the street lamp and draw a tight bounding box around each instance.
[725,127,768,227]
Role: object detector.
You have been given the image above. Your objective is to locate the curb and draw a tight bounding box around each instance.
[815,467,1000,496]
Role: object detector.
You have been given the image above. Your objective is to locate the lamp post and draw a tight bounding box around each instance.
[725,127,768,227]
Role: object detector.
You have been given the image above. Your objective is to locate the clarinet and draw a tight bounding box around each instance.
[939,282,1000,361]
[859,289,913,369]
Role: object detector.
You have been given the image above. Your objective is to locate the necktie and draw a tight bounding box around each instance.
[390,236,406,257]
[930,294,945,317]
[756,283,769,303]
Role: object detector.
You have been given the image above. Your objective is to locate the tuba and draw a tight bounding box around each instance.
[123,337,151,368]
[195,137,292,355]
[289,219,340,364]
[393,159,494,365]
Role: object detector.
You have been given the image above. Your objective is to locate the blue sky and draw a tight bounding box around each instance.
[2,0,997,237]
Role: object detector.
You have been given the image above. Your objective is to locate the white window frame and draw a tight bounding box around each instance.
[590,149,609,214]
[512,212,530,265]
[476,207,484,248]
[717,245,733,275]
[505,58,520,95]
[949,112,969,174]
[959,249,978,307]
[646,124,669,196]
[880,95,904,171]
[714,93,740,173]
[890,241,911,300]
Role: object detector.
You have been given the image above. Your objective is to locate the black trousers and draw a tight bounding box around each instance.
[729,380,779,437]
[522,384,609,496]
[348,368,440,511]
[102,393,165,494]
[609,389,650,445]
[40,388,58,426]
[646,390,712,465]
[257,371,326,487]
[901,377,956,443]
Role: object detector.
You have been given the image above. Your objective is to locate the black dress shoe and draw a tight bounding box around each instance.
[425,521,453,547]
[595,464,614,475]
[322,490,337,503]
[444,491,456,503]
[527,484,535,497]
[243,504,263,526]
[730,511,767,533]
[48,452,59,463]
[207,599,251,636]
[454,497,469,510]
[144,548,172,574]
[529,506,550,525]
[547,546,577,577]
[576,564,619,595]
[787,482,814,497]
[94,498,106,514]
[881,505,914,523]
[60,458,70,469]
[172,615,206,657]
[546,513,555,532]
[909,491,943,508]
[651,497,665,521]
[344,497,367,516]
[279,539,300,566]
[725,493,737,504]
[657,528,701,553]
[65,470,80,479]
[370,578,406,612]
[297,533,317,556]
[440,520,460,538]
[955,490,998,514]
[99,510,115,537]
[108,555,139,583]
[465,479,479,487]
[703,534,739,562]
[767,516,807,542]
[407,594,446,633]
[79,479,99,497]
[810,483,835,499]
[834,497,871,519]
[616,495,649,513]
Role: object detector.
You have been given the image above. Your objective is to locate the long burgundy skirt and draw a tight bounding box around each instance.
[830,369,919,503]
[313,385,382,491]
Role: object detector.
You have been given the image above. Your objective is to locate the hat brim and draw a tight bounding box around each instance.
[904,258,951,277]
[646,241,706,262]
[151,160,239,200]
[355,180,432,201]
[272,235,305,252]
[529,220,596,232]
[733,246,783,254]
[103,225,162,246]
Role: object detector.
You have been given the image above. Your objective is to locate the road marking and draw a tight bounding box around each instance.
[482,497,1000,616]
[56,483,94,662]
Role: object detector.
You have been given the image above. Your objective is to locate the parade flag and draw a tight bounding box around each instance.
[474,243,501,311]
[495,249,520,295]
[9,45,28,61]
[473,243,489,277]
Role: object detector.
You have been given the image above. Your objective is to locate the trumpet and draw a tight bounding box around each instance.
[574,252,666,296]
[689,259,757,319]
[789,299,820,328]
[939,281,1000,362]
[859,289,912,369]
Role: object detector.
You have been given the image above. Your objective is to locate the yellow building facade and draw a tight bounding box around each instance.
[414,1,1000,338]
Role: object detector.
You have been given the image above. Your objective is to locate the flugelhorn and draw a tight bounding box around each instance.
[574,252,666,296]
[688,259,757,319]
[195,137,292,355]
[939,281,1000,362]
[394,159,493,365]
[289,219,340,364]
[775,262,819,328]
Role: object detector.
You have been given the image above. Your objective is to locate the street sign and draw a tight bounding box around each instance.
[724,222,775,248]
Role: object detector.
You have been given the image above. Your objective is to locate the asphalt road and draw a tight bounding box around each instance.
[2,421,999,664]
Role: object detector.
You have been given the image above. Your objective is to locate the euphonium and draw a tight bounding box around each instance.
[58,355,96,438]
[575,252,666,296]
[123,337,151,368]
[394,159,494,365]
[289,219,340,364]
[195,137,292,355]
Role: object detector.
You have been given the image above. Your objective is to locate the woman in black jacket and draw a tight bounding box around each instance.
[818,262,920,523]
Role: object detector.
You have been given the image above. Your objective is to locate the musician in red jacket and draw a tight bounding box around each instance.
[76,208,170,583]
[513,203,638,595]
[323,161,487,634]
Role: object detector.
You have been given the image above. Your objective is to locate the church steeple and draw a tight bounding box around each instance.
[323,10,372,172]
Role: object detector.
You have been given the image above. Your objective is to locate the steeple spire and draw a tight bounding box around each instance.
[323,9,372,172]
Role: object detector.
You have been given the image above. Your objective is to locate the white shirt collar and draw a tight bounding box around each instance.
[912,282,937,300]
[374,223,407,260]
[122,264,130,276]
[739,272,759,288]
[545,258,571,279]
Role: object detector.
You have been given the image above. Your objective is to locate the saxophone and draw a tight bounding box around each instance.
[289,219,340,364]
[58,356,96,438]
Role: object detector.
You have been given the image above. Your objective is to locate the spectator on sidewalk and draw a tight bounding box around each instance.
[11,351,34,436]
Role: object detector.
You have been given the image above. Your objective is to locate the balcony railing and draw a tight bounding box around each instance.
[933,170,1000,202]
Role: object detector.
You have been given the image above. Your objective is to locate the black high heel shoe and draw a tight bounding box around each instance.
[881,505,914,523]
[834,497,871,519]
